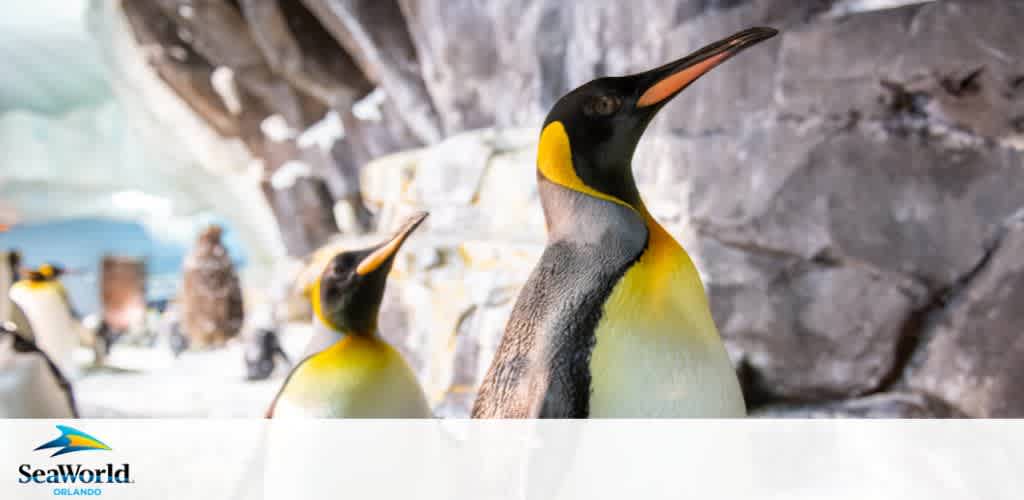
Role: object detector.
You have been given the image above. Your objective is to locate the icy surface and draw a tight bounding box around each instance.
[75,323,313,418]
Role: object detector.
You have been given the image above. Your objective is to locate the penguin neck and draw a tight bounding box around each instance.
[306,315,380,357]
[313,315,378,341]
[537,175,649,260]
[537,164,690,279]
[311,277,380,337]
[13,278,61,292]
[535,120,653,240]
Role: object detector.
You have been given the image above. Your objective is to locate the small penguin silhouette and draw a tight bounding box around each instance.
[244,327,290,381]
[168,320,189,358]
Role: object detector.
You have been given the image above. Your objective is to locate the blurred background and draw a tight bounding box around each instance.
[1,0,1022,418]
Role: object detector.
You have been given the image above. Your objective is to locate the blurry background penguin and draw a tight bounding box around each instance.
[242,305,290,381]
[0,321,78,418]
[243,325,289,381]
[8,263,96,378]
[266,212,431,418]
[157,301,190,358]
[179,224,244,349]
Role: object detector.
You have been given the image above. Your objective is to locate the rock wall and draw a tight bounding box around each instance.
[362,117,1021,418]
[362,0,1024,418]
[120,0,1024,417]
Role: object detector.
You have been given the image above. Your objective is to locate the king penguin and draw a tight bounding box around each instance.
[9,264,83,379]
[266,212,431,418]
[472,27,778,418]
[0,321,79,418]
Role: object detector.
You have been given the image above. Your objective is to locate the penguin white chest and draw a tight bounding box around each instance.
[9,284,80,377]
[587,240,746,418]
[273,338,431,419]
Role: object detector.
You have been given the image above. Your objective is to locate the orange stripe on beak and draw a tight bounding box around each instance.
[637,51,731,107]
[355,212,429,276]
[636,27,778,108]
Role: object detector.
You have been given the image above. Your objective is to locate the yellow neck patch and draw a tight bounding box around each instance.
[537,120,707,313]
[12,279,61,293]
[632,204,707,309]
[536,121,634,211]
[309,277,342,332]
[306,335,386,372]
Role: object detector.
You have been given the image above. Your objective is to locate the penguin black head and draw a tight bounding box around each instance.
[312,212,428,336]
[24,263,65,282]
[538,27,778,209]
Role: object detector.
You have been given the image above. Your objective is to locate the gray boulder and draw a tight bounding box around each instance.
[908,219,1024,417]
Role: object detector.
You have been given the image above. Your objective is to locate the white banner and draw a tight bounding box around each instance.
[1,419,1021,499]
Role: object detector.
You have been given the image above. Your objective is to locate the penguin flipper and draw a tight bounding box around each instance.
[472,182,647,419]
[264,353,314,418]
[473,243,627,419]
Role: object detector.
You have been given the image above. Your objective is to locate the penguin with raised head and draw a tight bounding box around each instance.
[9,264,82,378]
[266,212,431,418]
[0,321,79,418]
[473,27,779,418]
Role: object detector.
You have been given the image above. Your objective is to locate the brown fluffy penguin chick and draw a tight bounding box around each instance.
[180,225,244,348]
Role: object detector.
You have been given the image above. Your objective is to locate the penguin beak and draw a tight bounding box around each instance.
[355,211,429,277]
[635,27,778,109]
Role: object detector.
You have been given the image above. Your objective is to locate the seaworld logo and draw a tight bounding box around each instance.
[18,425,134,496]
[34,426,112,457]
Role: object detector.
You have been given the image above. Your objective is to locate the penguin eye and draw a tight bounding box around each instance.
[583,95,622,117]
[330,254,355,274]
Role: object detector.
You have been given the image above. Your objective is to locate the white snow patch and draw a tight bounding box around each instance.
[260,114,296,141]
[297,110,344,152]
[177,27,193,44]
[352,87,387,122]
[1001,134,1024,152]
[73,323,313,417]
[270,161,312,190]
[332,201,358,234]
[210,66,242,115]
[177,4,194,19]
[168,45,188,62]
[246,159,265,180]
[825,0,934,17]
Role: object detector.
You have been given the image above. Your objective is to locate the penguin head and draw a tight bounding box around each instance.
[24,263,64,282]
[538,27,778,209]
[312,212,428,336]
